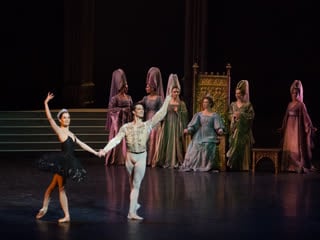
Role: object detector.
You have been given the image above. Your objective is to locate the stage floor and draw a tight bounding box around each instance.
[1,154,320,240]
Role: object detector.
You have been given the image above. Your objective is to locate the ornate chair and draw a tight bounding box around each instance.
[191,62,232,171]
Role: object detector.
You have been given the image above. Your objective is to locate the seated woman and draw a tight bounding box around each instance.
[179,96,224,172]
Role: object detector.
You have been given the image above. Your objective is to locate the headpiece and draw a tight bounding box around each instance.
[290,79,303,102]
[57,108,68,119]
[236,80,250,102]
[146,67,164,100]
[108,68,128,103]
[166,74,181,96]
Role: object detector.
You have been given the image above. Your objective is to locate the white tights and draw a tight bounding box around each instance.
[125,152,146,216]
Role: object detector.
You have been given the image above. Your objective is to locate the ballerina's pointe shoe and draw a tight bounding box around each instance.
[36,208,47,219]
[127,213,143,220]
[58,216,70,223]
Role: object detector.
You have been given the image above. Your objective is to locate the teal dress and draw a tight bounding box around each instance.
[180,112,224,172]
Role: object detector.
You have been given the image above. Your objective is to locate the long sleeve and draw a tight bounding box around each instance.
[241,102,255,121]
[103,126,126,153]
[179,101,189,131]
[149,95,171,128]
[214,113,225,132]
[186,113,201,135]
[300,102,315,159]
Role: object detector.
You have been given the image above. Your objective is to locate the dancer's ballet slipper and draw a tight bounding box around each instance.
[58,216,70,223]
[127,213,143,220]
[36,208,47,219]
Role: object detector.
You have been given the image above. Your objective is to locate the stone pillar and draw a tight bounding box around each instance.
[63,0,95,107]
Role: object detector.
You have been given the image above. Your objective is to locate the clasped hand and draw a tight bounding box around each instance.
[97,149,106,158]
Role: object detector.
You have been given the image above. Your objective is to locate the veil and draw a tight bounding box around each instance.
[290,80,303,102]
[146,67,164,100]
[236,80,250,102]
[166,74,181,97]
[106,68,127,129]
[108,68,127,103]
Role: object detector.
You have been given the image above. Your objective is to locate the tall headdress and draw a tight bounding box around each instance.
[236,80,250,102]
[290,79,303,102]
[166,73,181,96]
[146,67,164,100]
[108,68,127,103]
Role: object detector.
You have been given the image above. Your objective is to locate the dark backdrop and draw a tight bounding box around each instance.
[1,1,64,110]
[93,0,185,107]
[207,0,320,147]
[1,0,319,149]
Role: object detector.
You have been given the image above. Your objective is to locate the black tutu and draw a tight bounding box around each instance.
[37,136,87,183]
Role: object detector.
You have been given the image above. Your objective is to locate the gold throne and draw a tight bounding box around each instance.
[191,63,231,171]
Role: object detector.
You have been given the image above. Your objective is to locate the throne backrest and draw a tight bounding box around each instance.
[192,63,232,128]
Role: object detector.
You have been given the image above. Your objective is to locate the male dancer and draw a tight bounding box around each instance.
[99,92,172,220]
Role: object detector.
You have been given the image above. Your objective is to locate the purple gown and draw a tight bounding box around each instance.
[140,95,163,167]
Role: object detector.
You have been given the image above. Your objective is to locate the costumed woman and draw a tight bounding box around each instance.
[180,96,225,172]
[36,92,99,223]
[226,80,255,171]
[138,67,164,167]
[279,80,317,173]
[155,74,189,168]
[105,68,133,165]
